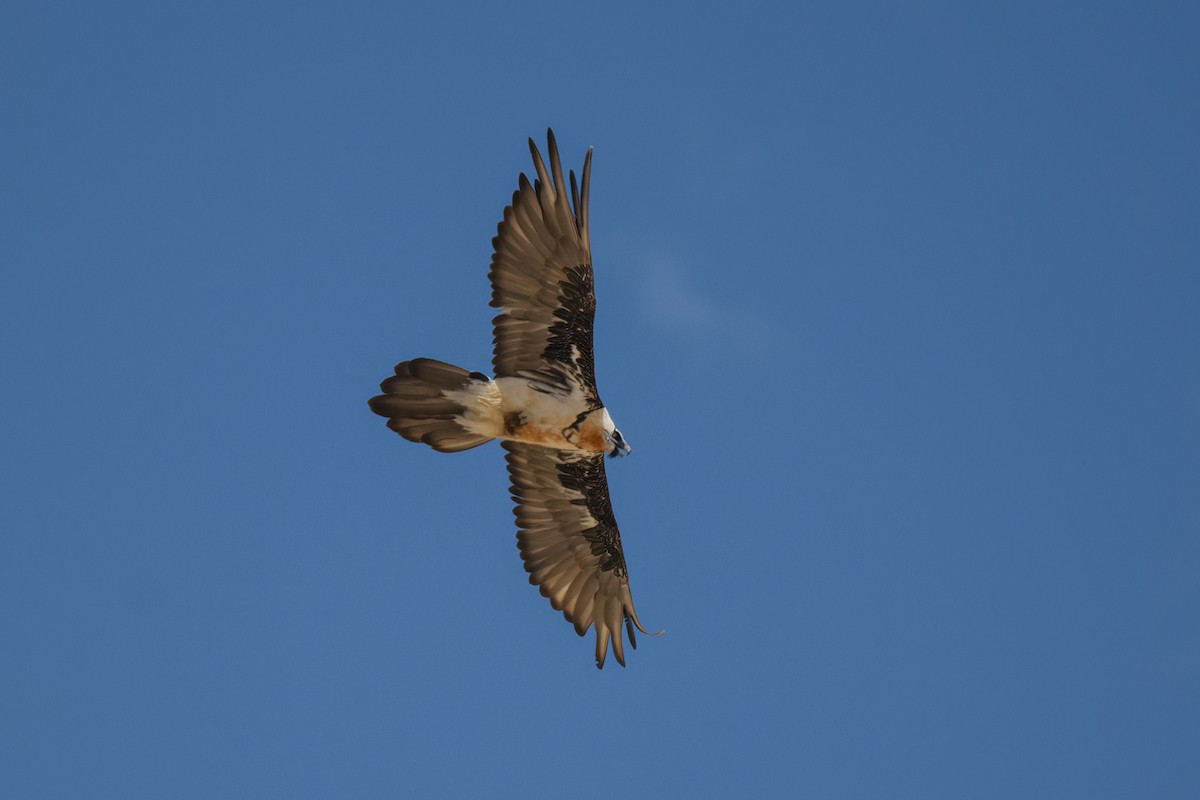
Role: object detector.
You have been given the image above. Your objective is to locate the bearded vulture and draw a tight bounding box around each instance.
[368,129,659,668]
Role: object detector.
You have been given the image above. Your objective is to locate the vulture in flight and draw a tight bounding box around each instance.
[369,129,659,668]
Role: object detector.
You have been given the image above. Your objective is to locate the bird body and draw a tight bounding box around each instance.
[369,130,656,668]
[370,360,621,456]
[464,375,615,453]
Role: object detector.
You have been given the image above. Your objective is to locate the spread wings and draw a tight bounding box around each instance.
[488,129,599,403]
[503,441,657,668]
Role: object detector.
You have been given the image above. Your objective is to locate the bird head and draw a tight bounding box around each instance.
[595,407,631,458]
[608,427,631,458]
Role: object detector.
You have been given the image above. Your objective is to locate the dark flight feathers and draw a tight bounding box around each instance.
[488,130,600,405]
[503,441,657,668]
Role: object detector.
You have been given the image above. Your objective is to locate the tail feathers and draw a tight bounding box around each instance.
[369,358,494,453]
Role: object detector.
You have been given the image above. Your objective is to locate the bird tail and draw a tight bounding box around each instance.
[368,358,497,453]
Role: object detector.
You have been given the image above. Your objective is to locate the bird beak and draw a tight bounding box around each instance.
[609,441,631,458]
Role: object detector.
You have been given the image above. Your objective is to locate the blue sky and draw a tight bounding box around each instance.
[3,1,1198,797]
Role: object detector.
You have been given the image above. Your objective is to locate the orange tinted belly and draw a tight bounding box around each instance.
[504,416,606,452]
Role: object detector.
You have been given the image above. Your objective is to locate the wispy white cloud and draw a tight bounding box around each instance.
[640,259,717,329]
[636,257,776,352]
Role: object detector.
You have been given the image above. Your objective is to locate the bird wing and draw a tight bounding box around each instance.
[502,441,658,668]
[488,129,599,403]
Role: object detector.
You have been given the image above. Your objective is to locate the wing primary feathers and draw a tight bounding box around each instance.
[547,128,568,207]
[623,592,664,638]
[528,136,554,204]
[607,596,625,667]
[579,147,592,254]
[594,602,611,669]
[574,590,597,636]
[516,172,534,198]
[569,169,580,226]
